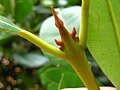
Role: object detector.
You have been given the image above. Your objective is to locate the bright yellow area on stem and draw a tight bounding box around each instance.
[16,30,66,60]
[79,0,90,49]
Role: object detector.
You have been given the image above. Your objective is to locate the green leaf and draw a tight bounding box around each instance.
[47,82,58,90]
[60,72,84,89]
[39,67,84,90]
[87,0,120,89]
[0,0,13,14]
[15,0,33,22]
[0,16,21,32]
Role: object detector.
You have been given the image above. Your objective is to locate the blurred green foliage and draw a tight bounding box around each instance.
[0,0,113,90]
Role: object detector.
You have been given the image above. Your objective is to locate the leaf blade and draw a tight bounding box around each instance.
[0,16,21,32]
[106,0,120,50]
[87,0,120,89]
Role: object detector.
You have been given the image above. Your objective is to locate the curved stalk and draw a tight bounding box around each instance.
[16,30,66,60]
[78,0,100,89]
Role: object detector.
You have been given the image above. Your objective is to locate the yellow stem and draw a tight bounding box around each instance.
[16,30,66,60]
[79,0,90,49]
[67,50,100,90]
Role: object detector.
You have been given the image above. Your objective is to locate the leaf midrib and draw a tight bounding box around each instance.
[106,0,120,53]
[0,19,20,32]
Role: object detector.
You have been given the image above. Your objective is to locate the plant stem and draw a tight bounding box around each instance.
[67,49,100,90]
[79,0,90,49]
[77,0,100,89]
[16,30,66,60]
[51,5,99,90]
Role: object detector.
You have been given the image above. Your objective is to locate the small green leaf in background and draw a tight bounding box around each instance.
[15,0,33,22]
[13,53,48,68]
[39,67,84,90]
[87,0,120,89]
[0,0,13,14]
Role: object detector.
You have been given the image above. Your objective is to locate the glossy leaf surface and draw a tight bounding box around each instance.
[14,53,48,68]
[87,0,120,89]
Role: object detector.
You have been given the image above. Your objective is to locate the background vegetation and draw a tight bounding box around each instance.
[0,0,113,90]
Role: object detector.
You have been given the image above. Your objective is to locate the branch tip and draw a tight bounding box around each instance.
[50,6,64,29]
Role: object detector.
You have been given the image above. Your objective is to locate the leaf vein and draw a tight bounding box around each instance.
[106,0,120,53]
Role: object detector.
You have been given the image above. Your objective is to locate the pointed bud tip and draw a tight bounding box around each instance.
[50,6,64,29]
[50,6,56,17]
